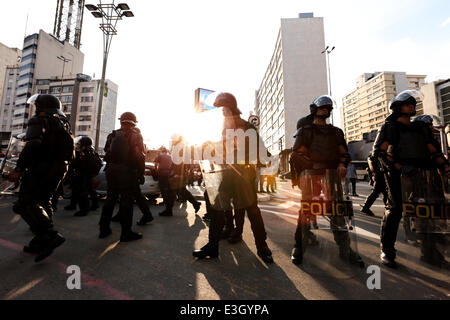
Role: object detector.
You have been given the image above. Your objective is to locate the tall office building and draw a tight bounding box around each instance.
[341,72,426,142]
[0,66,20,151]
[421,79,450,126]
[34,74,118,152]
[254,13,328,172]
[0,43,22,110]
[12,30,84,136]
[0,43,22,151]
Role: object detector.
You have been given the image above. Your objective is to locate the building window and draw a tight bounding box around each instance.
[63,86,73,93]
[80,106,91,112]
[81,96,94,103]
[79,115,92,122]
[60,95,72,103]
[78,125,92,131]
[82,87,95,93]
[50,87,61,94]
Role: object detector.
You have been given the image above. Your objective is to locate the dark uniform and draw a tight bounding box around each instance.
[290,95,362,266]
[99,112,146,242]
[67,137,102,217]
[193,92,273,263]
[10,94,73,262]
[108,131,154,226]
[360,154,387,217]
[373,90,449,267]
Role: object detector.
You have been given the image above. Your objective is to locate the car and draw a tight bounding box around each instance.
[94,162,161,200]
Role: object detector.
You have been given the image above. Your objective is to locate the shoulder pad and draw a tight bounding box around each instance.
[293,125,313,138]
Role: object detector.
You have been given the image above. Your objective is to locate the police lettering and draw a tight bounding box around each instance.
[402,203,450,219]
[301,201,352,217]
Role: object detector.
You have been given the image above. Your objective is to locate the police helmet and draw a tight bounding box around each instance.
[207,92,242,115]
[27,94,65,117]
[389,90,423,114]
[310,95,334,115]
[78,136,93,147]
[119,112,137,125]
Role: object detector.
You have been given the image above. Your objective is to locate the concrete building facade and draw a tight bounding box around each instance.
[421,79,450,126]
[12,30,84,136]
[0,66,21,151]
[341,72,426,142]
[254,13,328,160]
[0,43,22,107]
[33,74,118,152]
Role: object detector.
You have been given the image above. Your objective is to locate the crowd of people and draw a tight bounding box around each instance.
[5,89,448,271]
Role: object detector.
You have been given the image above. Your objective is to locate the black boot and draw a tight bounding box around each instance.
[137,214,154,226]
[159,210,173,217]
[74,211,88,217]
[99,227,112,239]
[120,231,143,242]
[257,246,274,264]
[380,251,397,268]
[360,205,375,217]
[34,231,66,263]
[24,236,45,254]
[227,231,243,244]
[193,201,201,214]
[291,247,303,265]
[193,243,219,259]
[220,228,232,240]
[339,246,365,268]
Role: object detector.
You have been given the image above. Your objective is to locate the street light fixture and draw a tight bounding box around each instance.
[117,3,130,10]
[85,1,134,152]
[322,46,335,124]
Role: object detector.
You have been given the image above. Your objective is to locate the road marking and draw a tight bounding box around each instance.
[261,208,298,219]
[261,209,381,240]
[0,238,133,300]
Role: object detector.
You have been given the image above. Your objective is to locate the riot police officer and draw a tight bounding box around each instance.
[193,92,274,264]
[359,153,386,217]
[66,136,102,217]
[9,94,74,262]
[98,112,146,242]
[373,90,450,268]
[290,95,363,266]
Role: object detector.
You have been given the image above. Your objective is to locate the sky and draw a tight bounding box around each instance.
[0,0,449,148]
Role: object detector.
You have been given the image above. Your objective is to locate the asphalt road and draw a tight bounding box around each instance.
[0,180,448,300]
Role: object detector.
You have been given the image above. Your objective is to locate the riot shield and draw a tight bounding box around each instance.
[297,169,363,278]
[200,161,257,211]
[399,169,449,278]
[0,134,26,194]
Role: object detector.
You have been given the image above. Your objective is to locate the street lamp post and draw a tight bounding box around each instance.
[322,46,335,124]
[57,55,71,99]
[85,1,134,152]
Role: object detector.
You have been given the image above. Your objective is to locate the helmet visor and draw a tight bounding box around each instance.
[27,94,40,105]
[390,90,424,108]
[313,95,335,109]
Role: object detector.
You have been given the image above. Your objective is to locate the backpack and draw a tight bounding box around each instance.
[88,149,103,176]
[109,130,132,166]
[42,115,75,162]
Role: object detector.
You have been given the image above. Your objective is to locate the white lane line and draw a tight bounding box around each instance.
[261,209,381,240]
[261,208,298,219]
[260,201,300,210]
